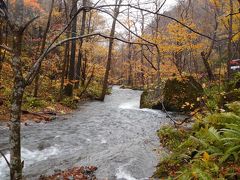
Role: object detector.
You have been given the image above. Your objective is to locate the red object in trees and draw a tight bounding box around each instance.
[230,59,240,65]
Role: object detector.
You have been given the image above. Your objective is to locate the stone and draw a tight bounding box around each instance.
[140,76,203,112]
[162,76,203,112]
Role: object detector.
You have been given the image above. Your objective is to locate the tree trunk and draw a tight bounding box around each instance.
[81,51,88,86]
[156,47,161,95]
[227,0,233,79]
[75,0,87,89]
[59,0,70,101]
[0,22,4,76]
[65,0,78,96]
[33,0,54,97]
[140,10,145,87]
[59,31,70,101]
[99,0,122,101]
[201,52,215,81]
[10,30,25,180]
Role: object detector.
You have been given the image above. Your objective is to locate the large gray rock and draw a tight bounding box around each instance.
[140,77,203,112]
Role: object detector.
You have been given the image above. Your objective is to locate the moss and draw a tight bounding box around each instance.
[157,126,189,150]
[22,96,47,110]
[154,126,194,178]
[163,76,203,112]
[140,90,162,109]
[140,76,203,112]
[83,82,112,99]
[60,97,79,109]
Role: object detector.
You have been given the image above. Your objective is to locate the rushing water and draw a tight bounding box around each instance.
[0,86,170,180]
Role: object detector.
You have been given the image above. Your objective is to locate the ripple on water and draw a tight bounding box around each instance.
[0,86,170,179]
[116,166,137,180]
[0,146,59,179]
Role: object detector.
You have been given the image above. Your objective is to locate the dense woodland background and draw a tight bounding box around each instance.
[0,0,240,179]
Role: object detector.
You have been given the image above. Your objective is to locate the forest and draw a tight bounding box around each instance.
[0,0,240,179]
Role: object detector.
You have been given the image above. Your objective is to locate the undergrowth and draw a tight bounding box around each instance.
[154,74,240,179]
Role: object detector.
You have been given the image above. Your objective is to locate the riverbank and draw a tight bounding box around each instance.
[0,86,168,179]
[153,101,240,179]
[40,166,97,180]
[152,75,240,179]
[0,83,112,123]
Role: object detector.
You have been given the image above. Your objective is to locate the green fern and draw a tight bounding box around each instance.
[226,101,240,116]
[220,124,240,162]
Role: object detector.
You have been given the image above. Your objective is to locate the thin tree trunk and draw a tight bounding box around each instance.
[75,0,87,88]
[126,5,132,86]
[227,0,233,79]
[34,0,54,97]
[140,10,145,87]
[99,0,122,101]
[59,32,70,101]
[0,22,4,76]
[81,50,88,86]
[59,0,70,101]
[81,10,92,87]
[65,0,78,96]
[156,47,161,95]
[200,14,218,81]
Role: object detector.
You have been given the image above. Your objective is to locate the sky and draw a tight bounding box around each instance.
[91,0,178,41]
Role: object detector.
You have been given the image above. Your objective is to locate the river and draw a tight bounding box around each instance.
[0,86,169,180]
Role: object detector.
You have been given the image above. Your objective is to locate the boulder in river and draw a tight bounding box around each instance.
[140,76,203,112]
[140,90,162,109]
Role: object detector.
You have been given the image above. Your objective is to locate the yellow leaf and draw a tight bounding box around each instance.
[202,152,210,162]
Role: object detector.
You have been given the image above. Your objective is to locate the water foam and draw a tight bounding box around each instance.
[119,102,160,114]
[119,101,140,110]
[0,146,59,179]
[116,166,137,180]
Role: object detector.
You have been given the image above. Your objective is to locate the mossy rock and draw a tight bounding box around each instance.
[163,76,203,112]
[140,77,203,112]
[140,90,162,109]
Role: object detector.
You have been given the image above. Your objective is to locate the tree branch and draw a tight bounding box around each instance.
[93,3,214,40]
[0,44,13,52]
[24,32,154,86]
[0,150,10,169]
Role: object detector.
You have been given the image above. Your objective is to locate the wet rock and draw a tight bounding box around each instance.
[140,90,162,109]
[162,76,203,112]
[37,142,51,151]
[140,76,203,112]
